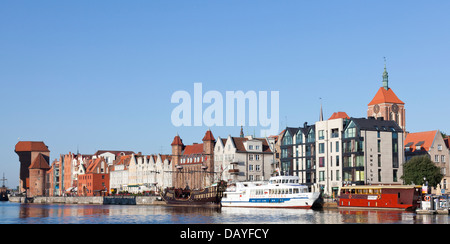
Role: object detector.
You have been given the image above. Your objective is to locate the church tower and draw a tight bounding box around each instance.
[367,63,406,132]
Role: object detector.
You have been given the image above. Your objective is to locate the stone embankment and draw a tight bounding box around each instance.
[9,196,165,205]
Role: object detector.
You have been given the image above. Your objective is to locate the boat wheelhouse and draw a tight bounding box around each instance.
[338,185,422,211]
[221,176,323,209]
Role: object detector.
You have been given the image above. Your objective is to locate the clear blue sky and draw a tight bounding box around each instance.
[1,1,449,188]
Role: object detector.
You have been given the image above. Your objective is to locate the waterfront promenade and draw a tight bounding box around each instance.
[8,195,165,205]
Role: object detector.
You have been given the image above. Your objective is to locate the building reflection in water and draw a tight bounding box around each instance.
[12,203,450,224]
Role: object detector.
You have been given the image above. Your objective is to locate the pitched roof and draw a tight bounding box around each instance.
[231,137,272,153]
[202,130,215,141]
[15,141,49,152]
[86,157,106,174]
[349,117,402,132]
[405,130,438,152]
[368,87,405,106]
[171,135,183,146]
[95,150,134,156]
[29,153,50,170]
[183,143,204,155]
[328,111,350,120]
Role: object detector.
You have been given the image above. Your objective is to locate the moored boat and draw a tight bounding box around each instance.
[161,181,227,207]
[221,176,323,209]
[338,185,422,211]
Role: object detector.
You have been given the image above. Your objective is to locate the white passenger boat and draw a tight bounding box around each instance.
[221,176,323,209]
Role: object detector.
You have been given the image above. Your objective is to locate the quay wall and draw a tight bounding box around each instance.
[8,196,163,205]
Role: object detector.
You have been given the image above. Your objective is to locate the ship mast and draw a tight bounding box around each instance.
[0,173,6,188]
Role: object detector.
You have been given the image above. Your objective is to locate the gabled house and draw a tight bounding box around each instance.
[405,130,450,193]
[78,157,109,196]
[214,134,275,183]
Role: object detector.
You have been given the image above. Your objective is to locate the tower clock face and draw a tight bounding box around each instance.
[373,104,380,114]
[392,104,399,113]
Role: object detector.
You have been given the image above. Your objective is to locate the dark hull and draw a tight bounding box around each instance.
[161,182,226,207]
[0,192,8,201]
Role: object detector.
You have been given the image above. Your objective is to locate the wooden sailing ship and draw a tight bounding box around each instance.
[0,173,9,201]
[161,181,227,207]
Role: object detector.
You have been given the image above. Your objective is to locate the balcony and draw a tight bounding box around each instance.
[228,169,239,175]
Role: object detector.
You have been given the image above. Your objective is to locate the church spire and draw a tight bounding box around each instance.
[382,57,389,90]
[319,98,323,121]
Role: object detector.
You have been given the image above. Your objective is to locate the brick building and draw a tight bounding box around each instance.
[171,130,216,189]
[77,157,110,196]
[15,141,50,196]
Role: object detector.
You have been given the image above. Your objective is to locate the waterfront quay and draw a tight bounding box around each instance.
[8,195,165,205]
[9,195,338,207]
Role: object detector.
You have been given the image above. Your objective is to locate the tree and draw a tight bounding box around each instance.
[401,155,443,187]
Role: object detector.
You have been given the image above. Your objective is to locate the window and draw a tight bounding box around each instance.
[319,171,325,182]
[319,130,325,140]
[249,165,254,171]
[281,149,288,158]
[336,141,339,152]
[344,122,357,138]
[377,140,381,153]
[319,143,325,154]
[283,131,292,145]
[336,156,340,167]
[319,157,325,167]
[307,129,315,143]
[331,128,339,138]
[255,155,260,160]
[249,145,253,150]
[442,155,446,163]
[249,155,254,161]
[435,155,439,163]
[256,165,260,171]
[296,131,303,144]
[356,156,364,167]
[393,169,398,182]
[378,154,381,167]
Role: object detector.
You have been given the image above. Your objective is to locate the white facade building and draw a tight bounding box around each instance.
[214,135,276,183]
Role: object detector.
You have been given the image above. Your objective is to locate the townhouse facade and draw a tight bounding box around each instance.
[117,153,172,194]
[405,130,450,194]
[78,157,110,196]
[214,134,276,183]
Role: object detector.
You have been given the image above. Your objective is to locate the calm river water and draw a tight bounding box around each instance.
[0,201,449,224]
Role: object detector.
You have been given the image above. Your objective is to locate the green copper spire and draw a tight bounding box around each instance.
[382,57,389,90]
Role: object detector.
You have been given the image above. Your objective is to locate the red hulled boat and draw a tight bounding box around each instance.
[338,185,422,211]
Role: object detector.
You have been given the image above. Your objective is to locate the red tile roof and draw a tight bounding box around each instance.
[328,111,350,120]
[171,135,184,146]
[29,153,50,170]
[86,157,106,174]
[368,87,405,106]
[183,143,204,155]
[404,130,437,152]
[15,141,49,152]
[202,130,215,141]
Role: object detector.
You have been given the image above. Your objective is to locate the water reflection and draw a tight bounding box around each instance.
[1,202,450,224]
